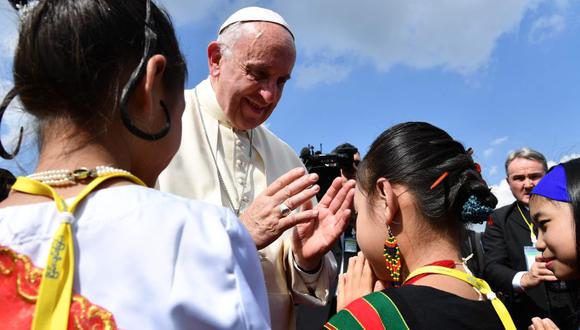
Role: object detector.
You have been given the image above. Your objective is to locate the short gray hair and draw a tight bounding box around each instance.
[505,147,548,174]
[217,21,294,60]
[217,22,259,59]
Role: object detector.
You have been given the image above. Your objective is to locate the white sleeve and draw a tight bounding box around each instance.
[223,209,272,329]
[512,271,526,292]
[288,248,337,306]
[169,206,271,329]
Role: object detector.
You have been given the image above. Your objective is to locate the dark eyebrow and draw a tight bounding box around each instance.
[245,63,267,70]
[244,63,268,75]
[245,63,291,81]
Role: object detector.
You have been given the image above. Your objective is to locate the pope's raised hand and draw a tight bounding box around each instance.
[240,167,321,250]
[292,177,356,270]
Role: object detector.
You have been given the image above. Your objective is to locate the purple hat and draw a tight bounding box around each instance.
[531,164,571,203]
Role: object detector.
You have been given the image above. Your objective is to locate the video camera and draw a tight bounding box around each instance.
[299,144,355,200]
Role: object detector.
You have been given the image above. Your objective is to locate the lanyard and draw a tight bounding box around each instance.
[516,203,537,244]
[403,266,516,330]
[11,173,145,330]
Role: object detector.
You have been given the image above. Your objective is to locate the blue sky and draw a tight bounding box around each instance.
[0,0,579,207]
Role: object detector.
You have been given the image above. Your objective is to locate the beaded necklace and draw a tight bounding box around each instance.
[28,166,130,186]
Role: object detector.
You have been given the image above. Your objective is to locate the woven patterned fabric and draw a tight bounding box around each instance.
[325,291,409,330]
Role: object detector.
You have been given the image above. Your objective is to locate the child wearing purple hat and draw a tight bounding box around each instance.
[529,158,580,329]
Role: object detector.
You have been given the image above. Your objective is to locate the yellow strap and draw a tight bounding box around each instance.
[516,203,536,243]
[403,266,516,330]
[11,173,145,330]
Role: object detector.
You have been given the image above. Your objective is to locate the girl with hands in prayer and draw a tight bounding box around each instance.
[326,122,516,329]
[336,252,387,311]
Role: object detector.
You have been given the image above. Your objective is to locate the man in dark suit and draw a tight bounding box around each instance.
[483,148,577,329]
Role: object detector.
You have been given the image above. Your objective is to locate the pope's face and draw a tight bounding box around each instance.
[212,23,296,130]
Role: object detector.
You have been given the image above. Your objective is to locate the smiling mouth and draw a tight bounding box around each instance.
[245,98,268,113]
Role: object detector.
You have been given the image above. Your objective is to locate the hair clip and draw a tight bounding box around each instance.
[461,195,494,224]
[430,171,449,190]
[474,162,482,173]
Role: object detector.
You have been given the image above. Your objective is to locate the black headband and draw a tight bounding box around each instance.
[119,0,171,141]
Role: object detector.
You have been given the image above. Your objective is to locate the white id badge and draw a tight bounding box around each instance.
[524,246,540,271]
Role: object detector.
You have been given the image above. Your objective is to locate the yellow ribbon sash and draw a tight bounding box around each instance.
[403,265,516,330]
[11,173,145,330]
[517,203,537,244]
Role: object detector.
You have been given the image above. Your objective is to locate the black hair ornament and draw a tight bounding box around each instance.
[119,0,171,141]
[0,0,36,160]
[8,0,28,10]
[8,0,39,18]
[0,88,23,160]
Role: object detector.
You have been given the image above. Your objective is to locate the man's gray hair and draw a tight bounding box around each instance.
[217,21,294,60]
[217,22,259,59]
[505,147,548,174]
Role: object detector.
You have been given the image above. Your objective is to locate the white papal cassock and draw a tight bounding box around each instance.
[159,78,336,330]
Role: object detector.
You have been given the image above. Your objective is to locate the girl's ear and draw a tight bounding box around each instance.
[128,54,167,128]
[207,41,223,77]
[376,177,399,225]
[143,54,167,109]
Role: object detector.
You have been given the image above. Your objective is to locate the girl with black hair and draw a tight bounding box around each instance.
[0,0,270,328]
[528,158,580,329]
[326,122,516,329]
